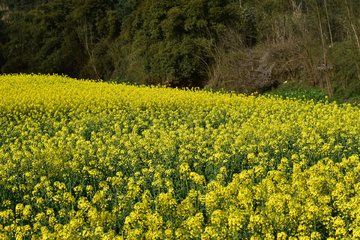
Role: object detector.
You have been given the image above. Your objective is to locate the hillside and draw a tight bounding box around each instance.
[1,0,360,101]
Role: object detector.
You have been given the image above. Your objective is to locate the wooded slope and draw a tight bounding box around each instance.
[1,0,360,98]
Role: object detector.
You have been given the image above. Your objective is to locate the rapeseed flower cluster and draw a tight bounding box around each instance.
[1,73,360,239]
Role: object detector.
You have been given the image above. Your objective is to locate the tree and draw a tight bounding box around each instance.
[115,0,138,26]
[68,0,119,79]
[2,0,120,80]
[0,8,8,72]
[0,0,55,12]
[117,0,250,86]
[2,0,85,76]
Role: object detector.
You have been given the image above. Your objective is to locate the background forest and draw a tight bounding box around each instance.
[1,0,360,102]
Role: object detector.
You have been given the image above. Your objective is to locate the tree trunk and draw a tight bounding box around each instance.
[77,16,101,80]
[316,3,333,97]
[324,0,333,47]
[347,5,360,82]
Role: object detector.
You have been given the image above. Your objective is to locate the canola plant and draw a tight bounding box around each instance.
[0,74,360,239]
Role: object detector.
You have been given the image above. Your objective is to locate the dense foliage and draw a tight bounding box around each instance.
[0,0,249,85]
[1,0,119,80]
[1,74,360,239]
[1,0,360,95]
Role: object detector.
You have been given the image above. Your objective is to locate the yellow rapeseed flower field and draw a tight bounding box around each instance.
[1,73,360,239]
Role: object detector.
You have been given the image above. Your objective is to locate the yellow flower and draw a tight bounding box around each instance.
[2,73,360,238]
